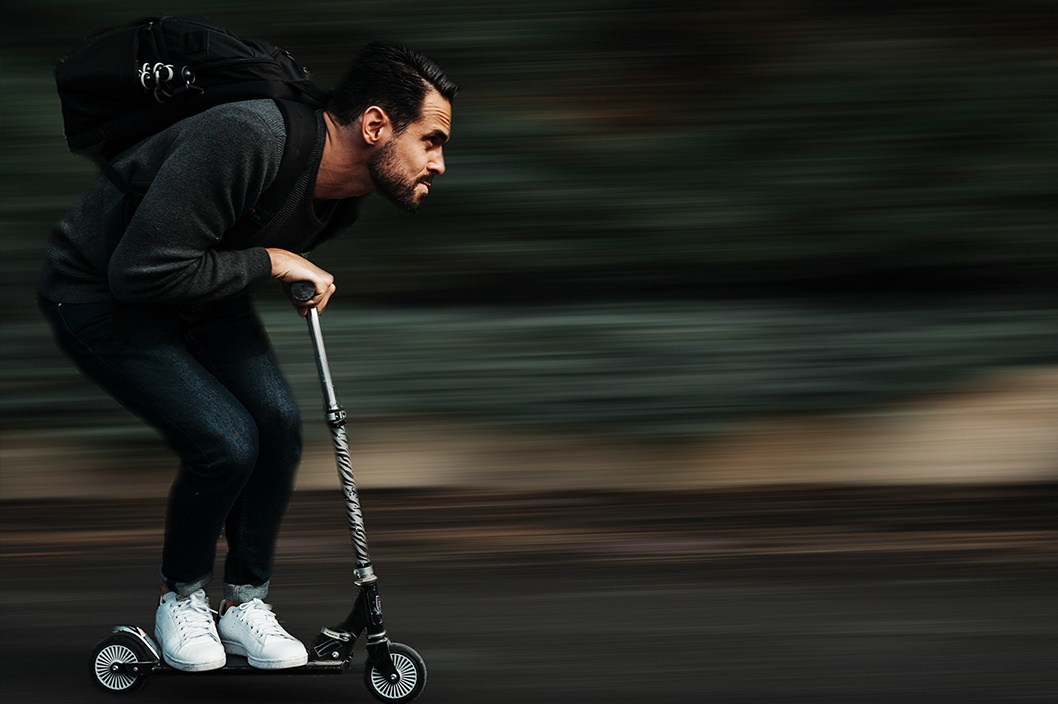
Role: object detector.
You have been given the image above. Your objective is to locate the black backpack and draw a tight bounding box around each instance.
[55,16,330,235]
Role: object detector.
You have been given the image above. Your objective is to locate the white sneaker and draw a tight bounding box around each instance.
[154,590,226,672]
[218,599,308,669]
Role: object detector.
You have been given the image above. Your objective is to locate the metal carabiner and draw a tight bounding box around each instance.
[180,66,204,95]
[153,62,175,84]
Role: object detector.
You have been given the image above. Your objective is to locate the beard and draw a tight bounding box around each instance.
[367,141,428,214]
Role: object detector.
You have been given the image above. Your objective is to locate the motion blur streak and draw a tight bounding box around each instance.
[1,2,1056,702]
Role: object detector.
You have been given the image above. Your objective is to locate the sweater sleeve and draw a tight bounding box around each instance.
[107,106,284,304]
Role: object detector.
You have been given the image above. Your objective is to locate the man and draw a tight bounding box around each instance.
[38,41,456,672]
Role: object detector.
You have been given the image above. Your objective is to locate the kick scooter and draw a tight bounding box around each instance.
[90,282,427,702]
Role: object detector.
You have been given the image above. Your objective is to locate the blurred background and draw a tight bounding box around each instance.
[2,0,1056,497]
[2,3,1057,703]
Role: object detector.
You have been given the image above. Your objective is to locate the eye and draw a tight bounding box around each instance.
[423,132,448,149]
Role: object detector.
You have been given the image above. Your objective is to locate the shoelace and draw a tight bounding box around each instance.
[233,599,290,639]
[171,592,218,640]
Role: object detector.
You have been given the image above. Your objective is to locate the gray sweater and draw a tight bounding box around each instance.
[40,99,358,305]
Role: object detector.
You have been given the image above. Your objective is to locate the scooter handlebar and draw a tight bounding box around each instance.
[290,281,316,303]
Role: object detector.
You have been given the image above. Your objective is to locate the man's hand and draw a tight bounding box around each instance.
[266,248,336,315]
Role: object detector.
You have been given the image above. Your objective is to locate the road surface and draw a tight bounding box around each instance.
[2,486,1056,703]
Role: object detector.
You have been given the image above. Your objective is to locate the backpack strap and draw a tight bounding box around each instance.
[223,98,320,243]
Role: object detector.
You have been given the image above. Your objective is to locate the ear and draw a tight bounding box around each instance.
[361,106,389,145]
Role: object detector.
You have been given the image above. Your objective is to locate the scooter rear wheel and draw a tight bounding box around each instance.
[364,642,427,703]
[91,633,152,693]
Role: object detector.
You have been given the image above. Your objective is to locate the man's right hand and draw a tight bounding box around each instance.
[266,248,336,315]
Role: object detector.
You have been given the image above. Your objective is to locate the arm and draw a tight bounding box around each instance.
[107,105,285,304]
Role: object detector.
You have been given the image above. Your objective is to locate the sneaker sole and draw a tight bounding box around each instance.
[162,652,227,672]
[222,641,308,670]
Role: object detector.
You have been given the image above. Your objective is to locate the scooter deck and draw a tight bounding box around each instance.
[109,624,355,677]
[151,656,352,675]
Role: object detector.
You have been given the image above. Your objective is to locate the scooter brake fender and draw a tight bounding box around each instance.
[113,624,161,662]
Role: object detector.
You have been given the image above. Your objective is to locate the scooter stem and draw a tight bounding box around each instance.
[305,307,340,413]
[298,299,373,579]
[295,289,398,677]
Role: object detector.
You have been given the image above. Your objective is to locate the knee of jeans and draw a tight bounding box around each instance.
[226,427,261,477]
[258,400,302,458]
[185,420,260,482]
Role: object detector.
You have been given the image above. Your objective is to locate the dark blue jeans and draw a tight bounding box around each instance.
[40,295,301,601]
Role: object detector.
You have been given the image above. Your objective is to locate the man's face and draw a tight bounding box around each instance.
[368,90,452,213]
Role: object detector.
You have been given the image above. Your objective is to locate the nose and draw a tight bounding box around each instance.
[429,150,445,176]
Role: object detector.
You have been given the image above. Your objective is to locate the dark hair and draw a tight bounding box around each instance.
[328,41,458,133]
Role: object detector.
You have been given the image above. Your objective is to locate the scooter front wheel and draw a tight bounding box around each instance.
[364,643,427,703]
[91,633,152,693]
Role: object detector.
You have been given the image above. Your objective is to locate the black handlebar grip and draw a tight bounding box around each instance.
[290,281,316,303]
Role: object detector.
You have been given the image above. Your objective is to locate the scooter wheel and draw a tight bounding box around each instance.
[363,642,427,703]
[90,633,152,693]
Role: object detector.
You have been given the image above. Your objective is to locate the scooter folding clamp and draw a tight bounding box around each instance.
[311,627,355,662]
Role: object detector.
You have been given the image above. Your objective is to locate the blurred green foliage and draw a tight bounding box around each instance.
[2,1,1056,439]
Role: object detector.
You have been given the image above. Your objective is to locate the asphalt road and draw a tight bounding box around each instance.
[2,486,1056,703]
